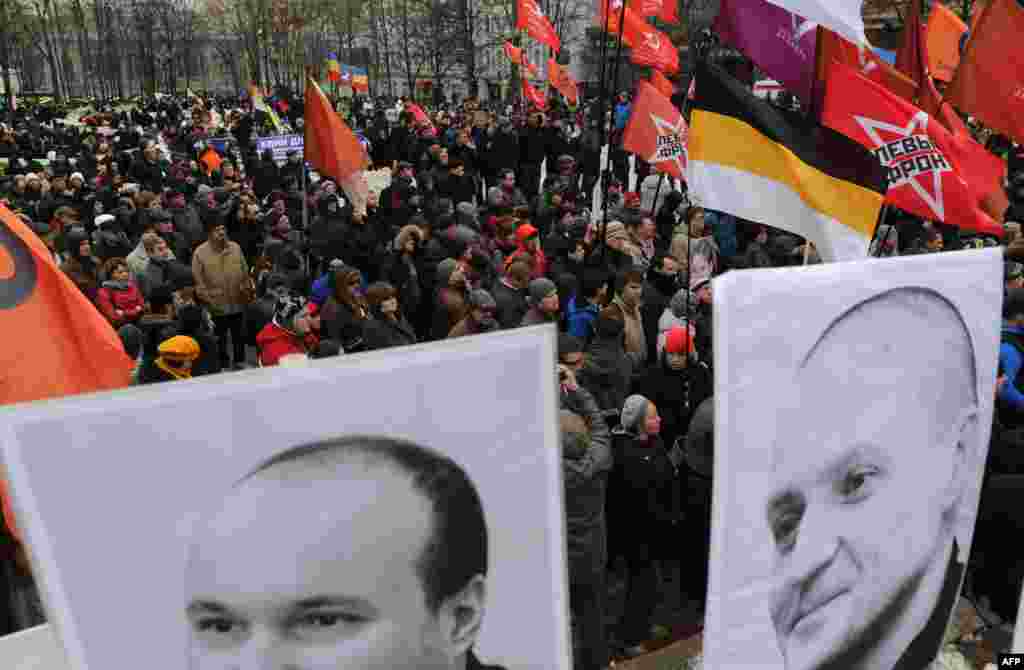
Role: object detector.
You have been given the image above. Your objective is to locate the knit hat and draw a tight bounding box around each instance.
[328,258,346,271]
[516,222,539,244]
[669,288,692,318]
[604,221,628,243]
[157,335,200,362]
[691,276,711,292]
[436,258,460,284]
[1006,261,1023,282]
[117,324,144,359]
[664,326,694,355]
[528,277,557,305]
[468,288,496,310]
[70,171,85,183]
[95,213,117,228]
[624,192,642,207]
[621,394,650,431]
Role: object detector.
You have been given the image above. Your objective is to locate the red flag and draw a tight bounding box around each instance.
[406,102,430,125]
[816,28,918,104]
[925,4,967,82]
[947,0,1024,146]
[598,0,651,47]
[304,76,369,183]
[629,0,678,23]
[522,79,548,110]
[629,23,680,74]
[622,80,688,179]
[894,0,923,87]
[823,61,1000,235]
[650,69,674,98]
[516,0,561,52]
[547,58,579,105]
[504,42,523,65]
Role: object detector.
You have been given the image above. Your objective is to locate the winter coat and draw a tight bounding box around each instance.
[320,297,369,353]
[96,281,146,327]
[362,313,417,351]
[578,334,635,413]
[608,430,682,558]
[641,273,677,365]
[561,387,614,580]
[60,256,100,303]
[431,287,468,341]
[521,306,557,327]
[608,297,646,365]
[490,280,528,330]
[566,295,600,344]
[191,240,249,316]
[631,357,713,449]
[256,322,311,366]
[137,256,192,302]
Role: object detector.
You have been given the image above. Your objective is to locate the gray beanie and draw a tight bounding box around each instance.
[528,277,557,305]
[670,288,693,318]
[437,258,459,284]
[469,288,496,310]
[621,394,650,432]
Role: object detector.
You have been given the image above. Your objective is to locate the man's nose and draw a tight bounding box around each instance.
[783,505,839,585]
[234,629,296,670]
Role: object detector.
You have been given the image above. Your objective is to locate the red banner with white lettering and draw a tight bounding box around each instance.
[623,80,688,179]
[823,61,1001,236]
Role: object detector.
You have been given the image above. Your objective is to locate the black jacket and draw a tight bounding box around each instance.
[609,430,683,558]
[362,314,418,351]
[490,280,528,330]
[631,357,713,449]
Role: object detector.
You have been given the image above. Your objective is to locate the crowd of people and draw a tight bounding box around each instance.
[0,89,1022,668]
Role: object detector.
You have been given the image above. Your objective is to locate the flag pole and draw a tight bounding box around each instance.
[871,203,892,257]
[597,0,628,261]
[650,173,664,216]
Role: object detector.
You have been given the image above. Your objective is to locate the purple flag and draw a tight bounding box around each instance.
[714,0,817,104]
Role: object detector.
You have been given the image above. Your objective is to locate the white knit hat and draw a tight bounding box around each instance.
[621,395,650,431]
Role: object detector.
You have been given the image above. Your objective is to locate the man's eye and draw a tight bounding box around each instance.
[771,512,800,551]
[294,612,365,630]
[838,466,880,500]
[195,618,241,635]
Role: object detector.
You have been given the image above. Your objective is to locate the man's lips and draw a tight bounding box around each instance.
[791,588,849,632]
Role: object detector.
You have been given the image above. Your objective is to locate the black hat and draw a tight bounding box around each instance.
[1007,261,1024,283]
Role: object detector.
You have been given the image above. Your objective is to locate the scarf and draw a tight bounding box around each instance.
[155,357,192,380]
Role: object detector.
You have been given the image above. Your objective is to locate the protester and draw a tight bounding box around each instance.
[363,281,417,350]
[192,218,250,370]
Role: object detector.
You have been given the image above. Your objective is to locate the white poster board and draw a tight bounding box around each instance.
[707,248,1002,670]
[0,625,66,670]
[0,327,568,670]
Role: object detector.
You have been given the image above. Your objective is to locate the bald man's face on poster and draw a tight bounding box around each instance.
[703,250,1000,670]
[765,292,980,670]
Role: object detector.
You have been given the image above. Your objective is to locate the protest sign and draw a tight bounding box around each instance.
[255,133,304,165]
[706,248,1001,670]
[1,328,568,670]
[0,625,65,670]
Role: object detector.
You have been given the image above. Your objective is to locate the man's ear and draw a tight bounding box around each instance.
[438,574,487,658]
[942,407,979,524]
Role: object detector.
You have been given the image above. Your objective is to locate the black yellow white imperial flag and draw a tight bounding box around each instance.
[687,61,887,262]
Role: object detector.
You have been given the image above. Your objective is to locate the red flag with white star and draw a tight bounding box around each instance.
[823,61,1001,236]
[622,80,688,179]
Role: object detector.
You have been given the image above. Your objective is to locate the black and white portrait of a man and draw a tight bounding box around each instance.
[705,249,1001,670]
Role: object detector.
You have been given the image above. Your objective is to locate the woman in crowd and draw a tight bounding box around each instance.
[362,281,418,350]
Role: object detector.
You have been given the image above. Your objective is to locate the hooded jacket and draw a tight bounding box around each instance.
[504,223,548,279]
[256,322,310,366]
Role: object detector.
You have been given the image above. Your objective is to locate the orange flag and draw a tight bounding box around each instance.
[650,69,674,98]
[199,147,222,175]
[947,0,1024,146]
[0,204,133,539]
[304,75,369,183]
[925,4,967,82]
[547,58,579,105]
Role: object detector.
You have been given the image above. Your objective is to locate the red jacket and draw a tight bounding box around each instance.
[96,282,145,327]
[256,322,317,366]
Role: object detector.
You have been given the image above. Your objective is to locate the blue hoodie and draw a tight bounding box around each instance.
[566,295,600,341]
[999,324,1024,412]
